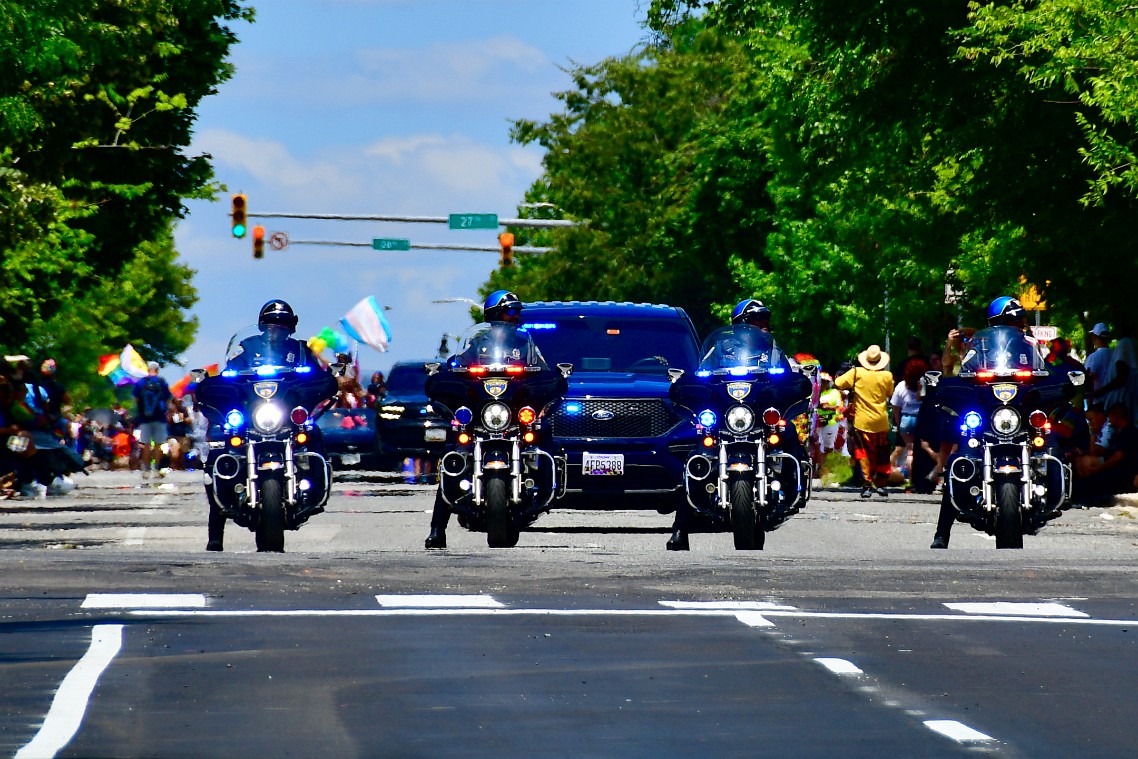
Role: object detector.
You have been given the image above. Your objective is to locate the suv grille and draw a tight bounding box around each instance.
[551,398,678,439]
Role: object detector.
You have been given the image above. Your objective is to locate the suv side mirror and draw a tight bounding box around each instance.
[190,369,208,384]
[924,370,942,388]
[667,368,685,384]
[1067,370,1086,387]
[557,363,573,379]
[425,362,441,377]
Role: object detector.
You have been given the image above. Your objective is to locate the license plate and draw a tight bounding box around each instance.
[425,428,447,442]
[583,452,624,476]
[340,453,361,466]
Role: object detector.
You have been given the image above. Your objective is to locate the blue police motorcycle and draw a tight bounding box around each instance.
[929,326,1081,548]
[426,323,570,547]
[193,327,338,552]
[669,325,814,549]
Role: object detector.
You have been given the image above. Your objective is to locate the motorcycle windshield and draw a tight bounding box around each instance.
[697,325,788,373]
[449,323,549,371]
[960,326,1046,374]
[222,325,313,373]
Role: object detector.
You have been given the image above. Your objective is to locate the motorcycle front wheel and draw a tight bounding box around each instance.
[256,477,286,552]
[730,478,761,550]
[485,475,518,548]
[994,480,1024,549]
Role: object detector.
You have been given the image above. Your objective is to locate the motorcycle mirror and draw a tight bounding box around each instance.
[189,369,207,384]
[424,362,441,376]
[1067,370,1085,387]
[799,363,818,378]
[924,370,942,388]
[557,363,573,379]
[329,362,347,377]
[667,368,685,384]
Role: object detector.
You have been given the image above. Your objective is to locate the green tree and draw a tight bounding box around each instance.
[0,0,251,405]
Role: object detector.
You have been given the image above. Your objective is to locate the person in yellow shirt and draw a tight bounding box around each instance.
[834,345,895,497]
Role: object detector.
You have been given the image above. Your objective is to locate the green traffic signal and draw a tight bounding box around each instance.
[231,193,247,239]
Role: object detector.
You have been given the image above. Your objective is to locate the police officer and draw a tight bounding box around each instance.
[667,298,778,551]
[930,296,1030,548]
[425,291,524,548]
[207,299,319,551]
[225,300,320,371]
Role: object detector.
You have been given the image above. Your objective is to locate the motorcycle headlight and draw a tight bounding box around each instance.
[725,405,755,434]
[481,402,511,432]
[992,407,1021,435]
[253,402,286,434]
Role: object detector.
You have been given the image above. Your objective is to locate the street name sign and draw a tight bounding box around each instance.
[448,213,498,230]
[372,238,411,251]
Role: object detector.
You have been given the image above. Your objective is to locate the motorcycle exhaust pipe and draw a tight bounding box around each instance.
[440,451,468,477]
[214,453,243,480]
[686,455,714,481]
[950,457,977,482]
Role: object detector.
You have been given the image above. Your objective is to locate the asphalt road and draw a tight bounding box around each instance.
[2,469,1137,758]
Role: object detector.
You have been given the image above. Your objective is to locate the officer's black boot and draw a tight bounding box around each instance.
[424,489,450,549]
[930,491,954,548]
[206,502,225,552]
[666,529,689,551]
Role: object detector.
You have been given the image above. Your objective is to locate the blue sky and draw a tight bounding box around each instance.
[171,0,650,380]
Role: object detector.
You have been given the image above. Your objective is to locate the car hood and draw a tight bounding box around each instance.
[564,371,675,399]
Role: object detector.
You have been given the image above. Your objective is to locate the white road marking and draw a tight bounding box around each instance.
[815,657,863,675]
[375,594,504,608]
[945,602,1089,618]
[16,625,123,759]
[82,593,206,609]
[123,528,146,546]
[734,612,775,627]
[923,719,994,742]
[661,600,797,611]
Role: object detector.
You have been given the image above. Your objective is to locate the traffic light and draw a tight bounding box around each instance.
[252,225,265,259]
[230,193,247,238]
[498,232,515,268]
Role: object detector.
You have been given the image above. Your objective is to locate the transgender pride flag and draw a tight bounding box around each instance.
[339,296,392,353]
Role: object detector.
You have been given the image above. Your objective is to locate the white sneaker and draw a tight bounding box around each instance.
[21,483,47,500]
[48,477,77,496]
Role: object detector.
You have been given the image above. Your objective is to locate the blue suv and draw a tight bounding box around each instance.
[520,301,701,511]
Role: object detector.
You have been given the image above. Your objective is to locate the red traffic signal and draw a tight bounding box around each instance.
[252,225,265,259]
[498,232,515,268]
[231,194,247,238]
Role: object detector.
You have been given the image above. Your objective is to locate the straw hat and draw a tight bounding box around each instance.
[857,344,889,371]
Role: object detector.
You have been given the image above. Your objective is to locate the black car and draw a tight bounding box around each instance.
[375,360,448,469]
[316,407,380,470]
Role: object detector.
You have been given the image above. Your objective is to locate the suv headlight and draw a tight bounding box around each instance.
[992,407,1021,435]
[481,402,511,432]
[253,402,286,434]
[725,405,755,434]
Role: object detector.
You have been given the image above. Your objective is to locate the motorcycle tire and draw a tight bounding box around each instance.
[730,478,759,550]
[994,480,1024,549]
[485,476,518,548]
[256,478,286,553]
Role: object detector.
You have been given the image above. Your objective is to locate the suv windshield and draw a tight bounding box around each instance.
[698,325,788,372]
[522,317,698,373]
[385,363,428,399]
[960,326,1046,374]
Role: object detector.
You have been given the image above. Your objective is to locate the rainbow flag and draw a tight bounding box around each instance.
[120,344,149,379]
[97,354,121,376]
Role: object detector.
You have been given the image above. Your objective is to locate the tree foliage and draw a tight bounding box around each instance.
[0,0,250,404]
[496,0,1138,367]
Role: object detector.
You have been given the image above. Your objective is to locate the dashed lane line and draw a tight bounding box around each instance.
[376,594,504,608]
[944,601,1089,618]
[15,625,123,759]
[82,593,206,609]
[923,720,996,743]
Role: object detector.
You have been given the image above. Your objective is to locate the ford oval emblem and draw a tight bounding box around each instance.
[592,409,615,421]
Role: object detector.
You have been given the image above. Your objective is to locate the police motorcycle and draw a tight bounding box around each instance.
[192,326,339,552]
[425,322,570,547]
[669,324,814,549]
[929,325,1081,548]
